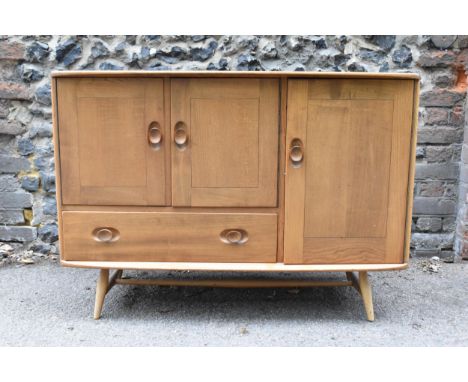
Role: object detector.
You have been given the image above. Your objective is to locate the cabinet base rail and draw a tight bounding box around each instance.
[94,269,374,321]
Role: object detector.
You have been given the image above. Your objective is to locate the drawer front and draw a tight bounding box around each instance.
[61,212,277,263]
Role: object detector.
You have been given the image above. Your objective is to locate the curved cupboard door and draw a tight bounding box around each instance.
[57,78,168,206]
[284,79,416,264]
[171,78,279,207]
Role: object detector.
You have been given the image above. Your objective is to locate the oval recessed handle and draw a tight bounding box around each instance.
[174,121,188,149]
[220,229,248,245]
[289,138,304,167]
[148,122,162,148]
[92,227,120,243]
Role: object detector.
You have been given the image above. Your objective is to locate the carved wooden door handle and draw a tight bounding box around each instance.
[289,138,304,167]
[93,227,120,243]
[174,121,188,149]
[220,229,249,245]
[148,122,162,149]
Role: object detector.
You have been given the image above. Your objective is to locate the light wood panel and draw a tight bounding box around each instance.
[304,99,393,238]
[52,71,420,80]
[171,78,279,207]
[61,259,408,272]
[404,81,419,262]
[57,78,167,206]
[284,79,415,265]
[61,211,277,263]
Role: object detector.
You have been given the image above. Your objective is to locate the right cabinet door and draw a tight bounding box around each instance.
[284,79,415,264]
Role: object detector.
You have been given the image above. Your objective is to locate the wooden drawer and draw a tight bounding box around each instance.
[61,211,277,263]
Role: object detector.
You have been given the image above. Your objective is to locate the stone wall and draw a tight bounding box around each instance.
[0,35,467,263]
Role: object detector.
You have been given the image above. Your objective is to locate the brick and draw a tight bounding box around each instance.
[413,197,456,215]
[416,217,442,232]
[423,108,449,125]
[415,163,459,180]
[415,146,425,159]
[0,210,24,224]
[434,74,453,88]
[456,48,468,70]
[0,155,30,173]
[425,146,453,163]
[0,175,20,191]
[417,51,456,68]
[449,105,465,126]
[0,226,37,242]
[0,119,26,135]
[452,143,462,161]
[443,217,456,232]
[417,127,463,144]
[461,144,468,163]
[458,165,468,182]
[420,90,465,107]
[430,35,457,49]
[411,232,454,250]
[459,36,468,48]
[444,183,458,197]
[0,82,30,100]
[418,181,444,197]
[0,192,33,209]
[0,41,25,60]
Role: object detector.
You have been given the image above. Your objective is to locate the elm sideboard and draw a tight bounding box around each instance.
[51,71,420,320]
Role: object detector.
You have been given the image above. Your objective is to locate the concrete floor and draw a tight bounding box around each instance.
[0,258,467,346]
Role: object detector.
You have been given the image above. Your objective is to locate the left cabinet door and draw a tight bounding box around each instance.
[57,78,168,206]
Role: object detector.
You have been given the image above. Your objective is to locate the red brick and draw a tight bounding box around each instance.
[0,41,25,60]
[0,82,30,100]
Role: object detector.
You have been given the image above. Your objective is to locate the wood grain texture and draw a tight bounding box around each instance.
[61,260,408,272]
[171,78,279,207]
[276,78,287,262]
[52,71,420,80]
[404,81,419,262]
[115,278,353,288]
[61,211,277,263]
[283,80,308,263]
[284,79,415,265]
[57,78,167,206]
[94,269,109,319]
[51,78,65,257]
[304,99,393,238]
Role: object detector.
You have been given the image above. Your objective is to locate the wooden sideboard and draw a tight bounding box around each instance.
[51,71,420,321]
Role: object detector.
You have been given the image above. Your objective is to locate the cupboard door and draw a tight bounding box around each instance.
[57,78,167,206]
[284,79,415,264]
[171,78,279,207]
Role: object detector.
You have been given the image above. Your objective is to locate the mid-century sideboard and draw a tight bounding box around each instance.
[51,71,419,321]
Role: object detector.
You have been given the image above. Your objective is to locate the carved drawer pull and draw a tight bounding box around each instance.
[289,138,304,167]
[220,229,248,245]
[93,227,120,243]
[148,122,162,149]
[174,121,188,149]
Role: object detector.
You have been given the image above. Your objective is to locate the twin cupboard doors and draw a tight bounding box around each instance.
[57,76,414,265]
[58,78,278,208]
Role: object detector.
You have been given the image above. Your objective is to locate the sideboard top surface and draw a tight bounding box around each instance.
[51,70,420,80]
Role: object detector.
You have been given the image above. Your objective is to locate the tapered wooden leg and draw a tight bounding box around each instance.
[94,269,109,320]
[358,271,374,322]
